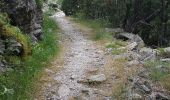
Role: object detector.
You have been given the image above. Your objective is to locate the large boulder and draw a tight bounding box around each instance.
[1,0,43,43]
[0,0,42,72]
[87,74,107,83]
[116,33,145,49]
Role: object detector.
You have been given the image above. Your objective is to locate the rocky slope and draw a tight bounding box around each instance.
[0,0,43,72]
[106,28,170,99]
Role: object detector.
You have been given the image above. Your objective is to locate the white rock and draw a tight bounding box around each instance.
[131,93,142,99]
[58,84,70,99]
[126,60,140,67]
[160,58,170,62]
[164,47,170,52]
[87,74,106,83]
[126,42,138,51]
[70,74,77,80]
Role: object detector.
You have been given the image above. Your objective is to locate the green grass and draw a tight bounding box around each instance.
[157,48,170,58]
[144,60,170,91]
[72,14,113,41]
[106,41,127,49]
[144,60,170,81]
[112,49,126,55]
[0,14,59,100]
[35,0,43,7]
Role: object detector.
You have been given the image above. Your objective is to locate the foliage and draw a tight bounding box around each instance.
[0,14,59,100]
[62,0,170,47]
[35,0,44,7]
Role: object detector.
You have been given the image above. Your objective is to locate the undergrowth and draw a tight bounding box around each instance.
[0,14,59,100]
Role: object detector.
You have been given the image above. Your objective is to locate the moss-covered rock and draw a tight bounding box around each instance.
[0,14,31,56]
[0,0,43,43]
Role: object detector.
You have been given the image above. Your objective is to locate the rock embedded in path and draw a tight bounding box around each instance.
[130,93,142,99]
[126,42,138,51]
[81,88,91,96]
[103,96,113,100]
[86,68,99,73]
[126,60,140,67]
[58,84,70,99]
[87,74,107,83]
[70,74,77,80]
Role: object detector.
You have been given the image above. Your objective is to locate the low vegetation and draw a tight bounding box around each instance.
[144,60,170,90]
[0,14,59,100]
[72,15,113,41]
[62,0,170,47]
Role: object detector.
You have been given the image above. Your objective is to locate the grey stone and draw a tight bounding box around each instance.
[160,58,170,62]
[128,51,142,61]
[103,96,113,100]
[155,65,170,73]
[134,78,152,94]
[58,84,70,99]
[140,84,151,94]
[116,33,145,49]
[131,93,142,99]
[1,0,43,42]
[87,74,106,83]
[126,60,140,67]
[70,74,77,80]
[139,47,157,61]
[149,92,170,100]
[81,88,90,95]
[5,38,23,55]
[126,42,138,51]
[164,47,170,53]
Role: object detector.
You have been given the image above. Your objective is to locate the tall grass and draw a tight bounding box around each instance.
[0,14,59,100]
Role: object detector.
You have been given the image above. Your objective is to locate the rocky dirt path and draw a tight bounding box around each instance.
[36,12,114,100]
[36,12,170,100]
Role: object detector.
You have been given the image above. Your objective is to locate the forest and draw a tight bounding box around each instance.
[62,0,170,47]
[0,0,170,100]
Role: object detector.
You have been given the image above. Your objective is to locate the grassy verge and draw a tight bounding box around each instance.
[72,15,113,41]
[0,14,59,100]
[144,60,170,90]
